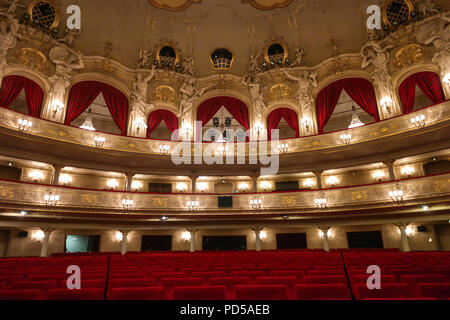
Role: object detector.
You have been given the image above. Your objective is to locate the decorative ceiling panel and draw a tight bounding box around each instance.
[242,0,293,10]
[147,0,201,11]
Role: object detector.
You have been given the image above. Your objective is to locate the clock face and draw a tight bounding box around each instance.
[30,1,58,30]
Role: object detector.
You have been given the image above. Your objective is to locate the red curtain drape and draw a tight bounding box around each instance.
[102,85,129,136]
[315,78,379,133]
[0,75,44,117]
[65,81,129,135]
[147,109,179,138]
[267,108,299,140]
[197,96,249,129]
[399,72,445,114]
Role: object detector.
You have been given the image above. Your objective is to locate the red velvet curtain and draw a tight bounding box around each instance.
[267,108,299,140]
[147,109,179,138]
[316,78,380,133]
[399,72,445,114]
[102,85,129,136]
[0,75,44,117]
[197,96,249,129]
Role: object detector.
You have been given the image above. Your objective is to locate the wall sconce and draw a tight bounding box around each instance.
[176,182,188,193]
[51,101,64,115]
[134,118,148,134]
[443,73,450,86]
[397,226,415,237]
[389,189,404,202]
[259,230,267,240]
[314,194,327,208]
[187,199,200,211]
[18,118,32,132]
[339,133,351,145]
[410,114,426,128]
[94,136,105,148]
[254,123,264,140]
[326,176,339,187]
[115,231,124,241]
[182,124,192,140]
[32,230,45,242]
[121,199,134,210]
[197,182,207,193]
[250,198,262,210]
[44,192,59,206]
[380,97,393,114]
[29,170,44,182]
[59,174,72,186]
[318,229,332,239]
[159,144,170,154]
[260,181,272,192]
[238,182,249,192]
[401,166,415,177]
[131,181,142,191]
[107,179,119,190]
[372,171,385,181]
[303,179,315,189]
[181,231,191,241]
[301,116,312,132]
[278,143,289,153]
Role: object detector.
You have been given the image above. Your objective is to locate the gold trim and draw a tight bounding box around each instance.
[147,0,201,12]
[264,41,289,65]
[155,43,180,66]
[209,48,234,71]
[243,0,293,11]
[28,0,59,31]
[382,0,414,27]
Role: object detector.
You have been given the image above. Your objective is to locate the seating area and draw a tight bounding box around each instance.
[0,250,449,300]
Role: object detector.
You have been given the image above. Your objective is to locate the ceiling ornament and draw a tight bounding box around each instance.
[395,44,424,69]
[153,85,178,104]
[15,47,48,73]
[242,0,293,10]
[147,0,201,11]
[267,83,291,102]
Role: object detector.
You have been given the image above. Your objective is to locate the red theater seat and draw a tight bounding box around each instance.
[399,274,447,286]
[303,275,347,284]
[418,283,450,300]
[234,284,288,300]
[48,288,104,300]
[0,289,41,300]
[109,278,155,288]
[350,274,397,284]
[110,272,147,279]
[161,277,203,288]
[295,284,351,300]
[108,287,166,300]
[354,283,413,300]
[269,270,304,281]
[229,271,265,279]
[173,286,227,300]
[60,279,106,289]
[191,271,227,279]
[10,280,57,299]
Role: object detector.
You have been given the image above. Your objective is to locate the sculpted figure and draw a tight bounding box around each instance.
[57,29,79,46]
[248,52,262,74]
[129,65,156,126]
[242,74,265,118]
[137,49,153,69]
[179,76,209,118]
[416,0,440,17]
[283,70,317,111]
[0,14,19,84]
[183,56,194,76]
[0,0,25,15]
[290,47,307,67]
[423,16,450,77]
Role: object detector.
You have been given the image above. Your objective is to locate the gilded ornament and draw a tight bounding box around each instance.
[395,44,425,69]
[15,48,47,73]
[81,194,97,205]
[152,198,168,207]
[352,191,368,201]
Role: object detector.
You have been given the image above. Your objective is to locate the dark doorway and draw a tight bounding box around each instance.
[423,160,450,176]
[148,183,172,193]
[275,181,299,191]
[347,231,384,249]
[64,235,100,253]
[141,235,172,251]
[276,233,307,249]
[202,236,246,251]
[0,165,22,181]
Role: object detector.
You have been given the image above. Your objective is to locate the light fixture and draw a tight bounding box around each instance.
[401,166,415,177]
[187,199,200,211]
[428,237,433,243]
[405,226,415,237]
[389,189,404,202]
[51,100,64,115]
[94,136,105,148]
[20,211,27,216]
[107,179,119,190]
[238,182,249,192]
[115,231,123,241]
[254,123,264,140]
[59,174,72,186]
[159,144,170,154]
[301,117,312,132]
[160,216,168,221]
[121,199,134,210]
[348,105,365,129]
[250,198,262,210]
[315,197,327,208]
[176,183,188,193]
[32,230,45,242]
[134,118,148,134]
[326,176,339,187]
[181,231,191,241]
[410,114,426,128]
[131,181,142,191]
[443,73,450,85]
[18,118,32,132]
[197,182,207,193]
[339,133,351,145]
[260,181,271,192]
[380,97,393,114]
[319,229,332,238]
[422,205,429,211]
[29,170,44,182]
[79,109,96,131]
[278,143,289,153]
[182,123,192,140]
[44,192,60,206]
[259,231,267,240]
[303,179,315,188]
[372,171,385,181]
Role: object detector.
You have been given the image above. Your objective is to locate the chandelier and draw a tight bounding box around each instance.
[348,105,365,129]
[211,108,233,142]
[79,109,96,131]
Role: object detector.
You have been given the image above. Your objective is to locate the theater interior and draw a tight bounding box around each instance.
[0,0,449,302]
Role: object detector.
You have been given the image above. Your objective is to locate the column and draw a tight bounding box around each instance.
[429,224,442,251]
[251,175,259,192]
[119,229,131,255]
[313,170,323,189]
[396,223,410,252]
[40,228,55,257]
[191,174,198,193]
[319,226,331,252]
[188,229,197,253]
[384,159,396,181]
[51,165,63,185]
[125,173,134,192]
[252,227,263,252]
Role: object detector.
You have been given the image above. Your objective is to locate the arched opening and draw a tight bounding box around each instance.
[316,78,380,133]
[65,81,129,135]
[0,75,44,117]
[398,71,446,114]
[266,108,299,140]
[197,96,249,142]
[147,109,179,140]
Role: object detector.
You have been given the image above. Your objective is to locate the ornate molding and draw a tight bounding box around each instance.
[242,0,293,10]
[147,0,201,11]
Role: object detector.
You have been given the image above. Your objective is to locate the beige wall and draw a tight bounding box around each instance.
[0,230,9,257]
[436,224,450,251]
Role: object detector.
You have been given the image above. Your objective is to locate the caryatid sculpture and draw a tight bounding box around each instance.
[0,13,19,87]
